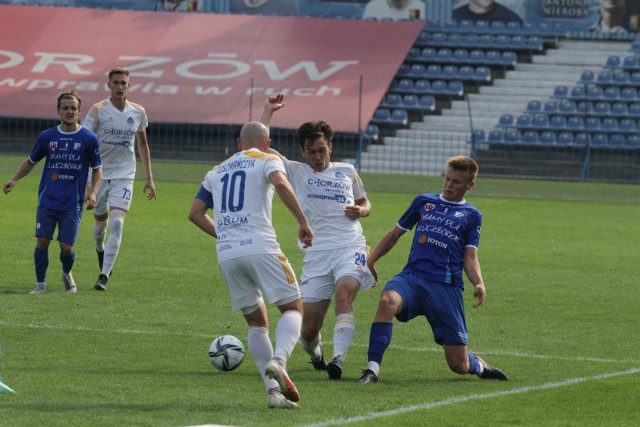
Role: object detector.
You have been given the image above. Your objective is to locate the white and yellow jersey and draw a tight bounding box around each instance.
[82,98,148,180]
[202,148,285,262]
[282,158,367,251]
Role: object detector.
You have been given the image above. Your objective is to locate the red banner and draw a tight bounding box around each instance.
[0,6,422,132]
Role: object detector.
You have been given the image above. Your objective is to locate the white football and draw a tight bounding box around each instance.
[208,335,245,371]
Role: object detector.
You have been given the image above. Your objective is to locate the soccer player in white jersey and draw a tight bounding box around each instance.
[3,91,102,294]
[188,121,313,409]
[82,67,157,291]
[261,94,375,381]
[357,156,507,384]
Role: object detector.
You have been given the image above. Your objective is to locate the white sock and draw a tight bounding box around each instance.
[273,310,302,363]
[367,361,380,377]
[93,219,107,252]
[247,327,278,391]
[299,334,322,361]
[102,211,125,276]
[333,313,355,363]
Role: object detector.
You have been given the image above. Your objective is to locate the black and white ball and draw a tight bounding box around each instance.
[208,335,245,371]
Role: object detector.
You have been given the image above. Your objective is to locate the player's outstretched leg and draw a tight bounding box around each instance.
[265,358,299,402]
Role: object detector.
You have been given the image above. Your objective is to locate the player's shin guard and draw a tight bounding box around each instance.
[273,310,302,363]
[333,313,355,360]
[367,322,393,366]
[34,247,49,283]
[102,211,125,276]
[248,326,277,390]
[93,219,107,252]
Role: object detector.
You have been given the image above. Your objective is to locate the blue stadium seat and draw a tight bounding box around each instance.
[630,71,640,86]
[461,33,479,48]
[441,21,458,33]
[487,129,503,144]
[526,36,544,52]
[409,64,427,78]
[531,113,549,130]
[414,79,430,94]
[629,102,640,116]
[447,80,464,96]
[390,109,408,126]
[539,131,557,145]
[549,115,567,130]
[424,21,442,32]
[490,20,506,34]
[407,47,421,61]
[602,117,618,132]
[557,99,574,114]
[396,63,412,77]
[544,100,559,114]
[500,51,518,67]
[469,129,486,144]
[473,20,489,34]
[371,108,391,125]
[612,69,629,85]
[610,134,626,147]
[506,21,522,35]
[611,102,628,117]
[401,94,419,110]
[418,95,436,112]
[568,85,586,100]
[526,100,542,113]
[580,70,595,84]
[557,132,574,146]
[457,20,474,34]
[576,101,593,114]
[593,101,610,116]
[603,86,621,101]
[623,55,640,71]
[416,31,431,46]
[420,47,437,62]
[590,133,609,147]
[553,85,569,98]
[504,129,521,144]
[474,66,492,82]
[587,85,604,101]
[621,87,637,101]
[443,65,458,80]
[435,48,453,63]
[575,133,590,146]
[445,33,463,47]
[515,114,532,129]
[605,55,621,69]
[619,118,636,133]
[521,22,536,35]
[521,131,539,145]
[498,113,514,128]
[429,80,448,96]
[586,117,602,132]
[389,78,414,94]
[484,50,501,66]
[626,134,640,147]
[567,116,585,131]
[494,34,510,49]
[383,93,402,108]
[453,48,469,64]
[426,64,443,79]
[364,124,379,141]
[468,49,485,64]
[478,34,494,49]
[458,66,475,81]
[596,70,612,85]
[430,32,447,47]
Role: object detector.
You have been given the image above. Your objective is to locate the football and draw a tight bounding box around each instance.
[208,335,245,371]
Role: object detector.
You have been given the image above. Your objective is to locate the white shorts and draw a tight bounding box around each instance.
[94,178,134,215]
[219,253,301,312]
[299,244,375,302]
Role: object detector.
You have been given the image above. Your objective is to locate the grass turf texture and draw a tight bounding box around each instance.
[1,154,639,426]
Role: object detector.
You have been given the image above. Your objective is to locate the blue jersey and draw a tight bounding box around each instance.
[29,125,101,211]
[397,193,481,289]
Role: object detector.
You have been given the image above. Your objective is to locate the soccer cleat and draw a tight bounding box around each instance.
[356,369,378,384]
[310,344,327,371]
[62,272,77,293]
[265,359,300,402]
[30,283,46,294]
[477,357,508,380]
[94,274,108,291]
[326,356,343,380]
[267,391,299,409]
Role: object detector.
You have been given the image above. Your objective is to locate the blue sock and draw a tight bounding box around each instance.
[60,251,75,275]
[34,247,49,283]
[367,322,393,365]
[467,351,480,375]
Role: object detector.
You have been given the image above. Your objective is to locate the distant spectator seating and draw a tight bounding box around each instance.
[370,108,409,127]
[423,20,568,38]
[414,32,543,53]
[388,78,464,97]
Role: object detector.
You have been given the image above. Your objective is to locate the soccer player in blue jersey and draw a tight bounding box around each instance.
[3,91,102,294]
[357,156,507,383]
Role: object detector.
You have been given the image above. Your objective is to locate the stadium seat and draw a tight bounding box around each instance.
[521,131,539,145]
[500,51,518,67]
[626,134,640,147]
[576,101,593,114]
[549,115,567,130]
[590,133,608,147]
[498,113,514,128]
[612,69,629,85]
[579,70,595,84]
[484,50,501,66]
[389,109,408,126]
[468,50,485,64]
[457,20,474,34]
[610,133,626,147]
[596,70,612,85]
[436,48,453,63]
[630,71,640,86]
[441,21,458,33]
[458,66,475,81]
[407,47,421,61]
[504,129,521,144]
[619,118,636,133]
[371,108,391,125]
[531,113,549,130]
[474,66,492,82]
[490,20,506,34]
[447,80,464,96]
[506,21,522,35]
[605,55,621,69]
[429,80,448,95]
[557,99,574,114]
[453,48,469,64]
[389,78,414,94]
[494,34,510,49]
[418,95,436,112]
[416,31,431,46]
[621,87,637,101]
[478,34,494,49]
[396,63,412,77]
[602,117,618,132]
[469,129,486,144]
[567,116,585,131]
[414,79,430,95]
[383,93,402,108]
[487,129,503,144]
[539,131,557,145]
[586,86,603,101]
[461,33,479,48]
[426,64,443,79]
[443,65,458,80]
[553,85,569,98]
[593,101,610,116]
[446,33,463,48]
[510,35,526,50]
[557,132,574,146]
[544,100,559,114]
[409,64,427,78]
[473,20,489,34]
[526,100,542,113]
[521,22,536,35]
[515,114,532,129]
[575,133,590,146]
[526,36,543,52]
[401,94,419,110]
[611,102,628,117]
[629,102,640,116]
[623,55,640,71]
[364,124,379,141]
[586,117,602,132]
[420,47,437,63]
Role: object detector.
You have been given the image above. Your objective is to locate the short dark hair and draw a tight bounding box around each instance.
[296,121,334,148]
[57,91,81,110]
[108,66,130,80]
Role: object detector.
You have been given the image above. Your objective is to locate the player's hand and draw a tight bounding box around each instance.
[266,94,286,112]
[472,283,486,308]
[344,205,363,220]
[298,223,313,248]
[144,180,157,201]
[368,261,378,284]
[3,180,15,194]
[85,194,97,210]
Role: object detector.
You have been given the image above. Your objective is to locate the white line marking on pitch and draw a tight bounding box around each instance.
[299,368,640,427]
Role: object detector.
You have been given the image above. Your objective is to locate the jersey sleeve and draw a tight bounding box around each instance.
[82,105,99,133]
[464,208,482,249]
[397,195,424,231]
[28,131,49,164]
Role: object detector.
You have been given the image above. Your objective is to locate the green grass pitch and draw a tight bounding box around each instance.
[1,154,639,426]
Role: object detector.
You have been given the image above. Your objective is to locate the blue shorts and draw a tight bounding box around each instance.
[35,207,82,245]
[383,271,468,346]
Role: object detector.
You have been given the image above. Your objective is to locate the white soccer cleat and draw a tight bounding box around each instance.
[267,391,299,409]
[62,272,77,293]
[265,359,300,402]
[30,283,46,294]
